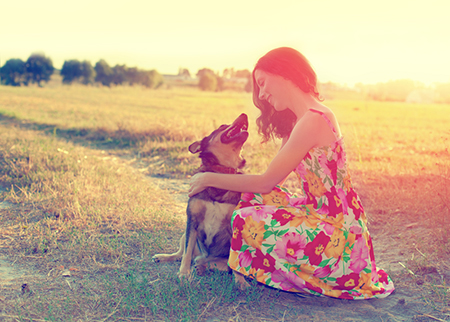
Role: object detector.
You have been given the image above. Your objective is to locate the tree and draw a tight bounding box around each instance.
[125,67,139,85]
[111,64,128,85]
[199,71,217,91]
[61,60,82,84]
[196,68,215,78]
[235,69,251,79]
[0,58,26,86]
[94,59,113,86]
[25,53,54,86]
[141,69,164,88]
[79,61,96,85]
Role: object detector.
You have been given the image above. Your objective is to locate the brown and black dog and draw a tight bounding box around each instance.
[152,113,250,288]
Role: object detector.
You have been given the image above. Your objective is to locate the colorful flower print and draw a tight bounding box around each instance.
[336,272,360,290]
[274,232,307,263]
[263,189,289,207]
[318,154,338,184]
[272,209,296,226]
[272,269,306,291]
[240,205,276,222]
[323,187,347,218]
[230,215,245,251]
[304,231,331,266]
[241,216,266,250]
[304,170,327,198]
[238,249,253,268]
[324,228,346,259]
[349,236,369,273]
[347,189,364,221]
[252,248,276,273]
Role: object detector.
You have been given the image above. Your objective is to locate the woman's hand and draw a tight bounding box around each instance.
[188,172,208,197]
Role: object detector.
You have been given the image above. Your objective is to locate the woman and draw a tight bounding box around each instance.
[189,47,395,300]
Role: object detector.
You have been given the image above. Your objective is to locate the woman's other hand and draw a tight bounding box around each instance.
[188,173,208,197]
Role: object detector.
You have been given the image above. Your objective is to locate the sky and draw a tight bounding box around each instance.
[1,0,449,86]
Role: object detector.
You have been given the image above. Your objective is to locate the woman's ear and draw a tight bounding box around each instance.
[188,141,202,154]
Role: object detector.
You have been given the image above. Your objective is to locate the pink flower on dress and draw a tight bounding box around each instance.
[322,187,347,218]
[347,188,364,220]
[274,232,307,263]
[331,140,346,168]
[241,192,256,202]
[336,272,360,290]
[288,196,307,207]
[238,249,253,268]
[320,222,335,236]
[240,205,275,222]
[271,269,306,291]
[304,231,331,266]
[253,248,276,273]
[313,265,331,278]
[272,209,295,226]
[349,236,369,273]
[349,226,362,235]
[231,215,245,251]
[318,154,338,184]
[377,269,389,285]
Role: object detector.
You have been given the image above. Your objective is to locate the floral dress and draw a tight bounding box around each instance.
[228,109,395,300]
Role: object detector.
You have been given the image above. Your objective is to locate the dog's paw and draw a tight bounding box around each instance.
[177,271,191,283]
[234,272,251,290]
[194,264,206,276]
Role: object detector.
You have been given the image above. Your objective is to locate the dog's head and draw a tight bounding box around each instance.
[188,113,249,171]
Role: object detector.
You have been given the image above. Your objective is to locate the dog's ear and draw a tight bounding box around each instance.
[188,141,202,154]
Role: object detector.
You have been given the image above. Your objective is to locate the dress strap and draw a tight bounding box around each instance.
[308,109,340,139]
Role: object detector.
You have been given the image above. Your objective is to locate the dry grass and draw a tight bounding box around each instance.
[0,84,449,321]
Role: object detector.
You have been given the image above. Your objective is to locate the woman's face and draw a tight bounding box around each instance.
[254,69,292,112]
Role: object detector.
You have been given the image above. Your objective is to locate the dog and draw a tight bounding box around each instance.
[152,113,250,289]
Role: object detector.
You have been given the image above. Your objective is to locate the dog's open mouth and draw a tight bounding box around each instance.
[221,113,249,144]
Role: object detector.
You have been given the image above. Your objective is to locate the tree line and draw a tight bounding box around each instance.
[2,54,449,103]
[0,53,164,89]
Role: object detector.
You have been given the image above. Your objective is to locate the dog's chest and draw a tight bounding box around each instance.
[198,201,235,247]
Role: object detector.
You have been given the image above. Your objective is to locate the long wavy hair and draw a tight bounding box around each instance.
[252,47,323,143]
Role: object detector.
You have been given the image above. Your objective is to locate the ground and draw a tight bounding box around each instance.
[1,167,449,321]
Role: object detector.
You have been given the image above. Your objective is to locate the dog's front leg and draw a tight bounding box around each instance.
[178,229,198,280]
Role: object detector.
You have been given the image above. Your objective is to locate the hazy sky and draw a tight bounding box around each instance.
[1,0,449,85]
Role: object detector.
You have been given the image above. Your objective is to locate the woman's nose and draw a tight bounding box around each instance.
[259,89,266,100]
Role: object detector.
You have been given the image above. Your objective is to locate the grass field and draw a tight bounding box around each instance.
[0,83,449,321]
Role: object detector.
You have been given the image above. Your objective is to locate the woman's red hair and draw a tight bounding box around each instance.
[252,47,323,143]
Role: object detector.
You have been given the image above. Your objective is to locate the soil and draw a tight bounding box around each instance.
[1,161,449,321]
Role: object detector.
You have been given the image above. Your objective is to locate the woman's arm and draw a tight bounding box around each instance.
[188,112,332,197]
